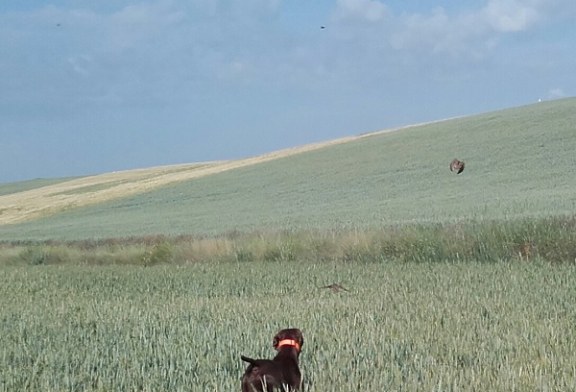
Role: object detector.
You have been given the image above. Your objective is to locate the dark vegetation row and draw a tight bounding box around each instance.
[2,215,576,266]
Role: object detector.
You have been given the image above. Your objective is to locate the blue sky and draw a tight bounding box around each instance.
[1,0,575,183]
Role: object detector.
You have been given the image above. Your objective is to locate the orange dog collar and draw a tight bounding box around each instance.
[277,339,300,351]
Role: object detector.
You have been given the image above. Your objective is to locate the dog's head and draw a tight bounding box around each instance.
[272,328,304,354]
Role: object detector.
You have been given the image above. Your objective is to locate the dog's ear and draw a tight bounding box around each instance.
[273,335,279,349]
[273,333,281,349]
[290,328,304,347]
[272,329,287,349]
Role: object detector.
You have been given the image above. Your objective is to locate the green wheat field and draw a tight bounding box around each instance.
[2,262,575,391]
[1,99,576,391]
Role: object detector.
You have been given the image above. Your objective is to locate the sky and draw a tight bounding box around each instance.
[1,0,575,183]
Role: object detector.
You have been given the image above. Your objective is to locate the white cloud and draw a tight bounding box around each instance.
[482,0,541,32]
[67,55,94,76]
[334,0,387,22]
[102,3,187,53]
[384,0,576,58]
[390,7,493,58]
[547,88,566,100]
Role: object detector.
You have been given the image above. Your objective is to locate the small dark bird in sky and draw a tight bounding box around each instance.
[320,283,349,293]
[320,26,325,29]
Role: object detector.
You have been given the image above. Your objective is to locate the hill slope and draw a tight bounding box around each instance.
[0,127,414,225]
[1,98,575,241]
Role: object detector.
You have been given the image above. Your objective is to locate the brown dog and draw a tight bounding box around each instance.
[241,328,304,392]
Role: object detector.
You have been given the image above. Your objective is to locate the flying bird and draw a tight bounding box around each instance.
[450,158,465,174]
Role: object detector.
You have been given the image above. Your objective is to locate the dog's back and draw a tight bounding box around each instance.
[240,329,304,392]
[241,356,282,392]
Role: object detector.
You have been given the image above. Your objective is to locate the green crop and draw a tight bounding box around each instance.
[1,261,575,391]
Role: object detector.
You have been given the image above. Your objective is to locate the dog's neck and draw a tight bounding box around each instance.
[277,339,300,352]
[274,350,300,367]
